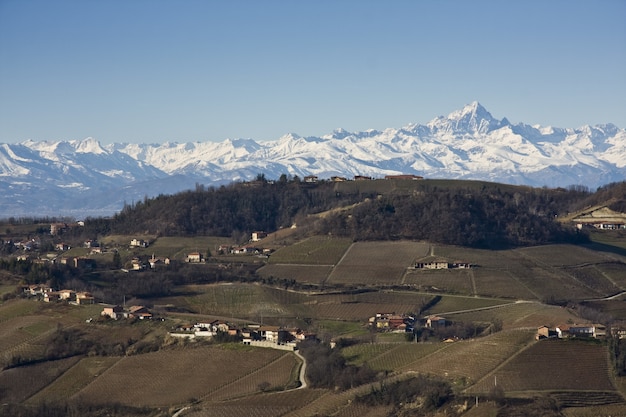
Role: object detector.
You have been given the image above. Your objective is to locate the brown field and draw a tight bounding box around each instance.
[595,262,626,289]
[401,329,536,384]
[268,236,353,265]
[583,300,626,320]
[358,342,448,372]
[434,244,625,301]
[468,339,616,394]
[0,298,38,320]
[403,269,474,295]
[423,295,511,315]
[564,404,626,417]
[446,301,581,330]
[27,356,121,403]
[326,241,429,285]
[154,283,309,320]
[73,345,293,407]
[257,264,333,285]
[204,352,300,401]
[516,245,614,266]
[0,356,81,403]
[188,389,328,417]
[472,269,540,299]
[308,302,415,321]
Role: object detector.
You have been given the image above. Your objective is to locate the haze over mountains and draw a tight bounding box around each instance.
[1,102,625,218]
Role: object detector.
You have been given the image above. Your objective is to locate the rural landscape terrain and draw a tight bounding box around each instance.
[1,178,626,417]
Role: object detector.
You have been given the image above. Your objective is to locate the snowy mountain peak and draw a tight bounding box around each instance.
[74,137,107,154]
[428,101,502,134]
[0,102,624,217]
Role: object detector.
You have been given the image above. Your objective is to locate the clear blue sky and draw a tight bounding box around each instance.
[1,0,625,144]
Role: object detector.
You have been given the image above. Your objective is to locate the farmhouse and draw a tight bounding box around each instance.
[232,246,259,255]
[74,257,97,269]
[76,291,95,305]
[149,255,170,268]
[101,305,124,319]
[384,174,424,180]
[572,206,626,230]
[130,238,149,248]
[424,315,447,329]
[43,292,60,303]
[554,323,607,339]
[128,305,153,320]
[415,259,450,269]
[50,223,68,235]
[83,239,98,248]
[186,252,203,263]
[55,242,71,251]
[370,313,415,332]
[303,175,318,183]
[251,231,267,242]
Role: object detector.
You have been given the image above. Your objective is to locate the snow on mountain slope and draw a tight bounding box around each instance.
[1,103,625,217]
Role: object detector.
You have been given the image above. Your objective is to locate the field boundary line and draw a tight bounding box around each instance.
[469,269,477,297]
[463,335,537,395]
[23,355,82,404]
[199,351,294,403]
[502,269,541,300]
[395,342,454,373]
[515,248,604,298]
[71,354,129,401]
[323,242,355,286]
[593,264,624,292]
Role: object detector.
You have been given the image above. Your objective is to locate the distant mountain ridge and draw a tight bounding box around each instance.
[1,102,625,217]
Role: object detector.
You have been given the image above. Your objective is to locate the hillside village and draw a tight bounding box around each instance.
[1,180,626,417]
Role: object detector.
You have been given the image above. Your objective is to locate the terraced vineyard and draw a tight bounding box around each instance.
[190,389,328,417]
[468,339,616,394]
[400,329,535,384]
[72,345,294,407]
[204,352,300,401]
[267,236,352,265]
[0,356,81,403]
[403,268,474,295]
[347,342,448,372]
[326,241,429,285]
[27,356,121,403]
[445,301,582,330]
[257,264,333,285]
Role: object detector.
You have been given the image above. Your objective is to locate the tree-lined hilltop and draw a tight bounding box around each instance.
[84,177,600,249]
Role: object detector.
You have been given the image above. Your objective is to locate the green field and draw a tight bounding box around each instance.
[268,236,352,265]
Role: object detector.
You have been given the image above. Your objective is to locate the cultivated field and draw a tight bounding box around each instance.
[467,339,616,394]
[267,236,352,265]
[445,301,581,330]
[344,342,448,372]
[27,356,121,404]
[188,389,328,417]
[401,329,536,385]
[403,268,474,295]
[257,264,333,285]
[326,241,429,285]
[0,356,81,403]
[73,345,297,407]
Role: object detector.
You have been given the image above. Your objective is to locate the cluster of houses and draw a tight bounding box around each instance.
[572,206,626,230]
[22,285,95,304]
[536,323,608,340]
[100,305,153,320]
[368,313,448,333]
[300,174,424,184]
[414,259,472,270]
[169,321,317,351]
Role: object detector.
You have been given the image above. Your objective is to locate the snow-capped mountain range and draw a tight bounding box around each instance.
[1,102,625,218]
